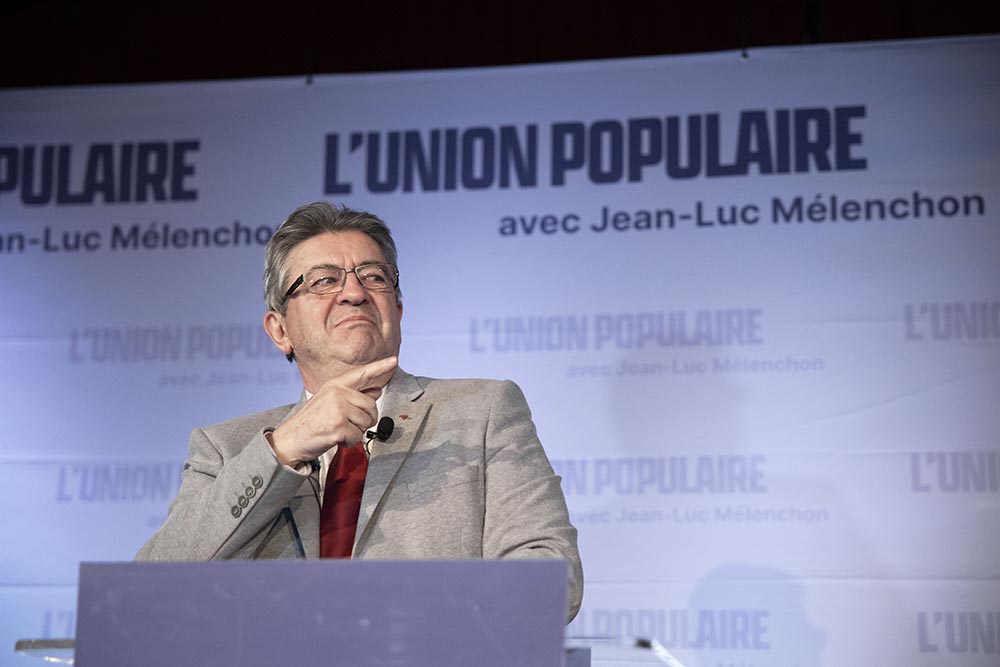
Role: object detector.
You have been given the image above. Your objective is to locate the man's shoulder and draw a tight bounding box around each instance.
[414,375,512,392]
[409,375,527,405]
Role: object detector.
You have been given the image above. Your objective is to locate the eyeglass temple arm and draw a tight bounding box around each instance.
[282,274,305,304]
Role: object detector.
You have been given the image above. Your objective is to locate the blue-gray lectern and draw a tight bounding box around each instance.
[73,560,573,666]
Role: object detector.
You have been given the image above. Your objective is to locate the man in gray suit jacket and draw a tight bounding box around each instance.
[137,202,582,621]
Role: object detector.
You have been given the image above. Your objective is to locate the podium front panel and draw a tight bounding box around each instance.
[74,560,569,667]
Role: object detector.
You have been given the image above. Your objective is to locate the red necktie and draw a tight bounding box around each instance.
[319,444,368,558]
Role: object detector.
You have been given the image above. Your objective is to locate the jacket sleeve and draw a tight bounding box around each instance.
[481,380,584,622]
[135,426,310,561]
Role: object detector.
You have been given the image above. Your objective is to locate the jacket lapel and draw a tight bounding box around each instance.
[354,368,429,553]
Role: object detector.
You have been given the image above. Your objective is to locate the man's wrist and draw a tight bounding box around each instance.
[264,428,304,470]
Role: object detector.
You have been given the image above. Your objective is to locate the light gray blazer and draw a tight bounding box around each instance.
[136,368,582,620]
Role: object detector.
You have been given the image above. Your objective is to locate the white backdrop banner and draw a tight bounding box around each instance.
[1,35,998,667]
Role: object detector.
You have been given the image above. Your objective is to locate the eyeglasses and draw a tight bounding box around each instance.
[282,263,399,304]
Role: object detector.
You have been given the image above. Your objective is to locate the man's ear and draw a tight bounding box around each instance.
[263,311,293,358]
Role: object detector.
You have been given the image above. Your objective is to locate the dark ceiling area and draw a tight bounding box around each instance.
[3,1,998,88]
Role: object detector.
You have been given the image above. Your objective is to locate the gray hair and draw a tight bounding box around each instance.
[263,202,401,314]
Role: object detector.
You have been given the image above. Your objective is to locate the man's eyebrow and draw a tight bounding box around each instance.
[306,262,344,272]
[304,260,385,272]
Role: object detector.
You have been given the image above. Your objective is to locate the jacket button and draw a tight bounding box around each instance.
[238,495,249,508]
[252,475,264,489]
[246,486,256,498]
[231,505,241,518]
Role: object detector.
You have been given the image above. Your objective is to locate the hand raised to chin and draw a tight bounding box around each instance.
[268,356,398,468]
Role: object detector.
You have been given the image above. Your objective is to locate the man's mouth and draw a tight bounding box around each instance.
[336,315,375,327]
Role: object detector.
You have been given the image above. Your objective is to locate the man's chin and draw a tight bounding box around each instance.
[334,346,397,371]
[296,336,399,375]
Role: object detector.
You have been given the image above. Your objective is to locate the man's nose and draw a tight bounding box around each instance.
[337,270,368,304]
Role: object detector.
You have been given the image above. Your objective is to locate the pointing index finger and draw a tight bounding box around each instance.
[340,356,398,393]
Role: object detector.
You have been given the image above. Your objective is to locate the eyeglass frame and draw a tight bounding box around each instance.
[282,262,400,305]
